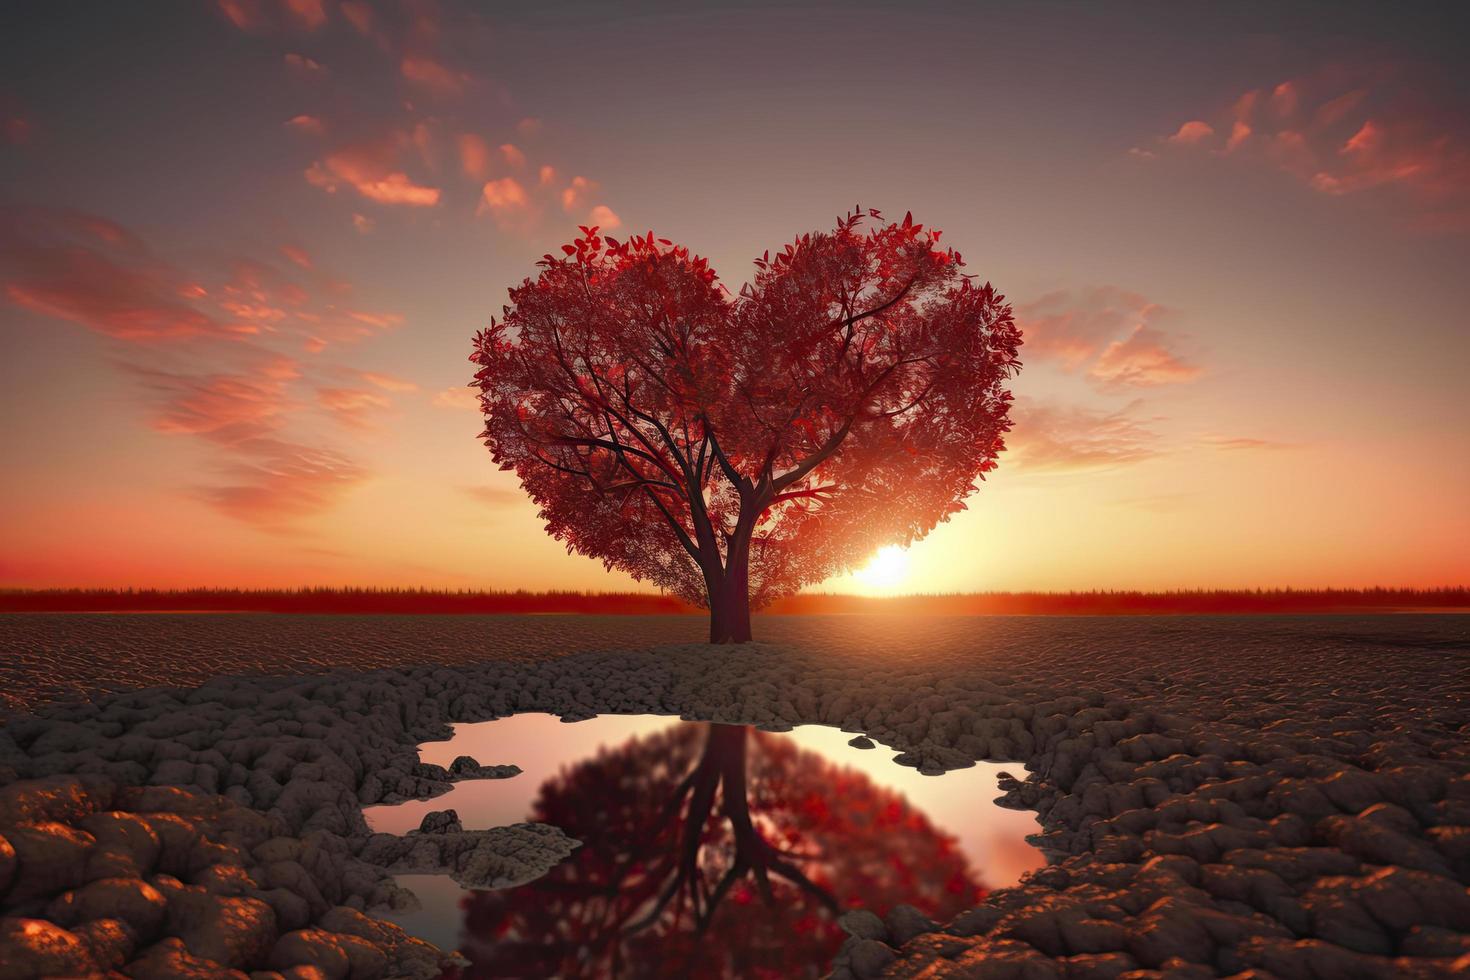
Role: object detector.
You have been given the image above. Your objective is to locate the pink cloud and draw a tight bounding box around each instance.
[197,438,369,530]
[478,177,531,221]
[462,485,520,507]
[1204,436,1299,451]
[433,386,480,411]
[560,175,595,212]
[318,386,391,429]
[283,0,326,30]
[131,353,372,530]
[284,114,323,135]
[284,52,326,75]
[134,356,298,440]
[339,1,374,35]
[400,56,464,97]
[458,134,491,179]
[216,0,266,32]
[1167,120,1215,145]
[587,204,622,230]
[279,244,313,270]
[499,143,526,169]
[1146,65,1470,231]
[351,213,375,235]
[0,211,225,341]
[305,143,441,207]
[1089,325,1202,389]
[1015,287,1198,389]
[1007,398,1162,471]
[357,370,418,393]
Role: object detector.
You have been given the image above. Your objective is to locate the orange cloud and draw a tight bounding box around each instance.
[561,175,595,212]
[433,386,479,411]
[1167,120,1214,144]
[1007,398,1162,471]
[284,114,323,135]
[197,437,369,531]
[279,244,313,270]
[478,177,531,223]
[357,370,419,393]
[305,144,441,207]
[463,485,520,507]
[352,213,375,235]
[499,143,526,169]
[459,134,491,179]
[284,52,326,75]
[1015,287,1199,390]
[283,0,326,30]
[339,1,374,35]
[1089,325,1202,389]
[216,0,266,32]
[401,56,464,97]
[1146,65,1470,231]
[0,210,224,341]
[1204,436,1299,451]
[135,357,298,440]
[587,204,622,230]
[318,386,392,429]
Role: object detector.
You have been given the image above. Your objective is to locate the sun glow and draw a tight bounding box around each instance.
[854,545,911,592]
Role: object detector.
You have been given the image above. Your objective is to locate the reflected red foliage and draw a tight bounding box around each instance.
[470,210,1021,642]
[450,724,982,979]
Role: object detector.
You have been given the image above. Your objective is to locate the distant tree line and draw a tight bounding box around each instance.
[0,586,1464,615]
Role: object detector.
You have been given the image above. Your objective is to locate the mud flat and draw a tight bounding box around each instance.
[0,614,1466,977]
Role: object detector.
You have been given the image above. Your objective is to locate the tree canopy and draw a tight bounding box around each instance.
[471,208,1021,638]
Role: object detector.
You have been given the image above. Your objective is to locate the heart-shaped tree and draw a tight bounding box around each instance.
[471,208,1022,642]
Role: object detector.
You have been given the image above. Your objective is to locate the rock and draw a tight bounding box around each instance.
[72,916,138,969]
[125,935,249,979]
[847,938,897,979]
[884,904,935,945]
[848,735,876,750]
[0,916,99,978]
[48,876,168,940]
[0,833,14,897]
[417,810,462,835]
[269,929,350,980]
[158,880,278,969]
[336,933,388,979]
[5,821,95,902]
[839,909,887,941]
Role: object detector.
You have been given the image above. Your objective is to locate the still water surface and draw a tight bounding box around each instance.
[365,713,1044,977]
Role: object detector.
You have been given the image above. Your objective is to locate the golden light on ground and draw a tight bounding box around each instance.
[854,545,911,593]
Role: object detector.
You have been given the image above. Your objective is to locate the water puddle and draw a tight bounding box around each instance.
[364,714,1044,976]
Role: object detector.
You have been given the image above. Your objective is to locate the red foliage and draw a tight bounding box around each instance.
[470,209,1022,640]
[452,723,982,978]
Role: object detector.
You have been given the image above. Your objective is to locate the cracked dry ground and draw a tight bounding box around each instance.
[0,613,1467,978]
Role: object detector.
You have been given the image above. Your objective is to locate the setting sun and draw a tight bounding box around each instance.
[855,545,911,591]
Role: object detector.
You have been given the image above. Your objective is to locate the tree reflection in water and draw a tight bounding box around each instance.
[451,723,983,978]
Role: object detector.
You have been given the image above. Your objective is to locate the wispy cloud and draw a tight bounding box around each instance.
[1203,435,1300,451]
[1006,398,1163,471]
[1136,63,1470,231]
[0,207,227,341]
[462,485,522,507]
[1015,287,1200,388]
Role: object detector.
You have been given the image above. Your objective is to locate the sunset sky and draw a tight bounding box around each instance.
[2,1,1467,593]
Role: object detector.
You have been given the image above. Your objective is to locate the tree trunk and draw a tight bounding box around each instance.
[707,535,753,644]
